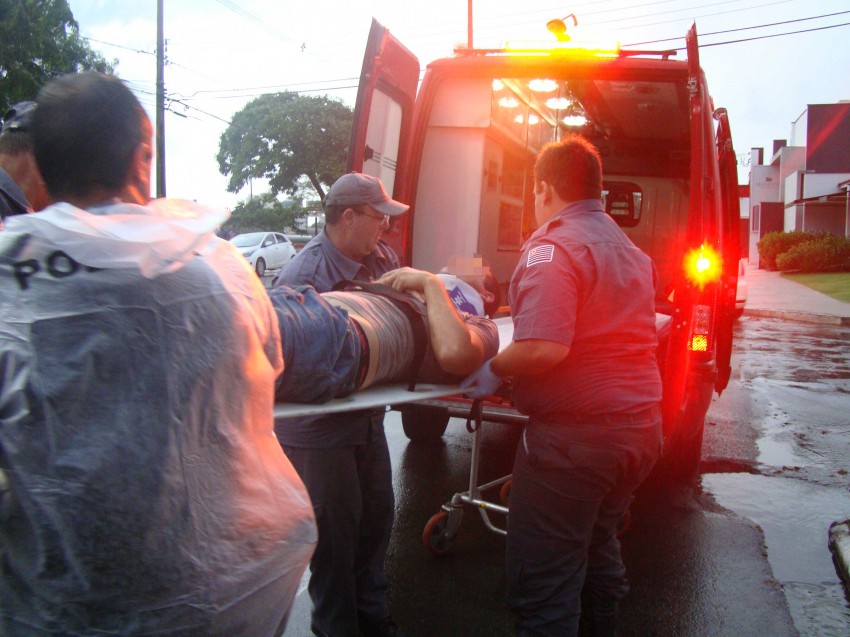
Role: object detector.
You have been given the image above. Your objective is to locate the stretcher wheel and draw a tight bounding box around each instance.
[499,479,512,506]
[422,511,458,555]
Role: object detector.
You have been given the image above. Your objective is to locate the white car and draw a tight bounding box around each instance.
[230,232,296,276]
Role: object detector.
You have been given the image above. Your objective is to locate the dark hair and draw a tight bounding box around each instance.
[32,72,145,201]
[481,270,501,317]
[534,134,602,202]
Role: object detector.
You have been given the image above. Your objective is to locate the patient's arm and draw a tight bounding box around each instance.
[376,268,486,376]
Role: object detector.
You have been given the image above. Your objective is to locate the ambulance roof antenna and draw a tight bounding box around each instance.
[547,14,578,42]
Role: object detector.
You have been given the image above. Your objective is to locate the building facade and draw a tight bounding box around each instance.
[747,101,850,266]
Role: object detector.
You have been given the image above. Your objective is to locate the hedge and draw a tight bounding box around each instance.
[757,230,826,271]
[775,234,850,273]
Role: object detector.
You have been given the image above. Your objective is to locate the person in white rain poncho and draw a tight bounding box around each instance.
[0,72,316,636]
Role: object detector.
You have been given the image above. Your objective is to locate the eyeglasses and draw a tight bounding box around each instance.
[353,207,390,224]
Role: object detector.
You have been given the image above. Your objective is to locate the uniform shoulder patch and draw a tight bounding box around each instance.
[527,244,555,267]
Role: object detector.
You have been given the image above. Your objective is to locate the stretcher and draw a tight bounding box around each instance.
[272,317,519,556]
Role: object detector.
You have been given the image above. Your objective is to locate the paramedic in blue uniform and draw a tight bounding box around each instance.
[274,172,409,637]
[462,135,663,637]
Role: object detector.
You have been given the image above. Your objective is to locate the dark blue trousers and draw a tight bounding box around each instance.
[506,413,662,637]
[284,435,395,637]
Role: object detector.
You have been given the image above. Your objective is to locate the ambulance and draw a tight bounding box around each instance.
[347,18,740,480]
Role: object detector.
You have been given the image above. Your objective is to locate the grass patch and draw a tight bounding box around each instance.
[783,272,850,303]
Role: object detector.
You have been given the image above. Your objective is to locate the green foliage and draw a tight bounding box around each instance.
[220,192,318,236]
[216,91,352,201]
[0,0,115,113]
[775,234,850,273]
[756,230,824,271]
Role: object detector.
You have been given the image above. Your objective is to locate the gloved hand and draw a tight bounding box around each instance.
[460,358,503,399]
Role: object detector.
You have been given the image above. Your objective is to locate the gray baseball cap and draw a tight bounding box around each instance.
[324,172,409,217]
[1,101,37,134]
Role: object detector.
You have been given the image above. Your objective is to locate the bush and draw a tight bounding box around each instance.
[775,234,850,273]
[757,230,825,270]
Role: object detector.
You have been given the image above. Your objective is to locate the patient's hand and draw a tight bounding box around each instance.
[377,267,439,304]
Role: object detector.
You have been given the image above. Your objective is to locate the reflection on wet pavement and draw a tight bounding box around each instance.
[704,317,850,635]
[703,473,850,635]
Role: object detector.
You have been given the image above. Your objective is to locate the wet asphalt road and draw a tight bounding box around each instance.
[280,310,850,637]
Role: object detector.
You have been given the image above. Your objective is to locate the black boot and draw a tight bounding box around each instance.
[579,589,619,637]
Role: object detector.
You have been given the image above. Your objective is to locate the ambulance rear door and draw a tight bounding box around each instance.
[349,18,420,261]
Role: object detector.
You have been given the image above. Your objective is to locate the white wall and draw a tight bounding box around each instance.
[803,173,850,198]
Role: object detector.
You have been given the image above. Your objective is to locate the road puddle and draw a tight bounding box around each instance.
[703,472,850,636]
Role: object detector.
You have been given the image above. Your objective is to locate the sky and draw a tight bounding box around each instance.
[67,0,850,211]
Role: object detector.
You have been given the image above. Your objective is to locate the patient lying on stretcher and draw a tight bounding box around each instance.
[269,266,500,404]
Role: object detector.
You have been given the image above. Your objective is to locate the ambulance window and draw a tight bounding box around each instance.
[363,88,403,196]
[602,182,642,227]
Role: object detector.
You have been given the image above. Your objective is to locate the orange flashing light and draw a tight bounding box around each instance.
[683,244,722,289]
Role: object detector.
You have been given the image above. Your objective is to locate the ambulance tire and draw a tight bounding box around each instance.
[654,415,705,484]
[401,405,450,444]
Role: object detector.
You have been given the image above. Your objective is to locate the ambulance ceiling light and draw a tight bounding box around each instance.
[529,79,557,92]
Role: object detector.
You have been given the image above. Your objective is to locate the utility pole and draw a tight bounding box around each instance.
[156,0,166,197]
[467,0,473,49]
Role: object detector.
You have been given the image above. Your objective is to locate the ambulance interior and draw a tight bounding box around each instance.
[408,72,692,313]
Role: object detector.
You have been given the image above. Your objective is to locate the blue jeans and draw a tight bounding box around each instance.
[506,411,663,637]
[268,285,361,403]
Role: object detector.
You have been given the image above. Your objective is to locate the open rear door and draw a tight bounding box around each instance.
[348,18,419,199]
[713,107,740,393]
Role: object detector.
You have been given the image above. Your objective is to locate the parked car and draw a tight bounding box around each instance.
[229,232,296,276]
[736,258,748,318]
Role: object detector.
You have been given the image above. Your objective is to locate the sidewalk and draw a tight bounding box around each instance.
[743,266,850,326]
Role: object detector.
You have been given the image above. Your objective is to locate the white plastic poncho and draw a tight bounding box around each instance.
[0,200,316,636]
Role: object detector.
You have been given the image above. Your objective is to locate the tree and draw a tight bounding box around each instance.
[221,191,318,237]
[0,0,115,113]
[217,91,353,202]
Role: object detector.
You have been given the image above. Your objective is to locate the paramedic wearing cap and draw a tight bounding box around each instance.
[0,101,48,221]
[274,172,410,637]
[462,135,663,637]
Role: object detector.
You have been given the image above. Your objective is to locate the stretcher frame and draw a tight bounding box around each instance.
[399,394,527,555]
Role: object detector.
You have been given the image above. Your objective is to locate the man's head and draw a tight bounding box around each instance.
[322,172,408,261]
[0,101,49,212]
[533,134,602,225]
[32,72,153,207]
[440,256,501,317]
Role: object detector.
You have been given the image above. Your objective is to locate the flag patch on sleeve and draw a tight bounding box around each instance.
[527,244,555,267]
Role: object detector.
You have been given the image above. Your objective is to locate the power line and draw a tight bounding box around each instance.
[688,19,850,48]
[213,0,293,45]
[626,8,850,45]
[82,36,156,56]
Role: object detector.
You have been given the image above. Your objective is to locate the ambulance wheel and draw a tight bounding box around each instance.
[255,258,266,277]
[401,405,449,444]
[423,511,458,556]
[499,479,512,506]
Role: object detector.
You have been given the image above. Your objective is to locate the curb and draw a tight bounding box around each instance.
[829,520,850,592]
[743,308,850,326]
